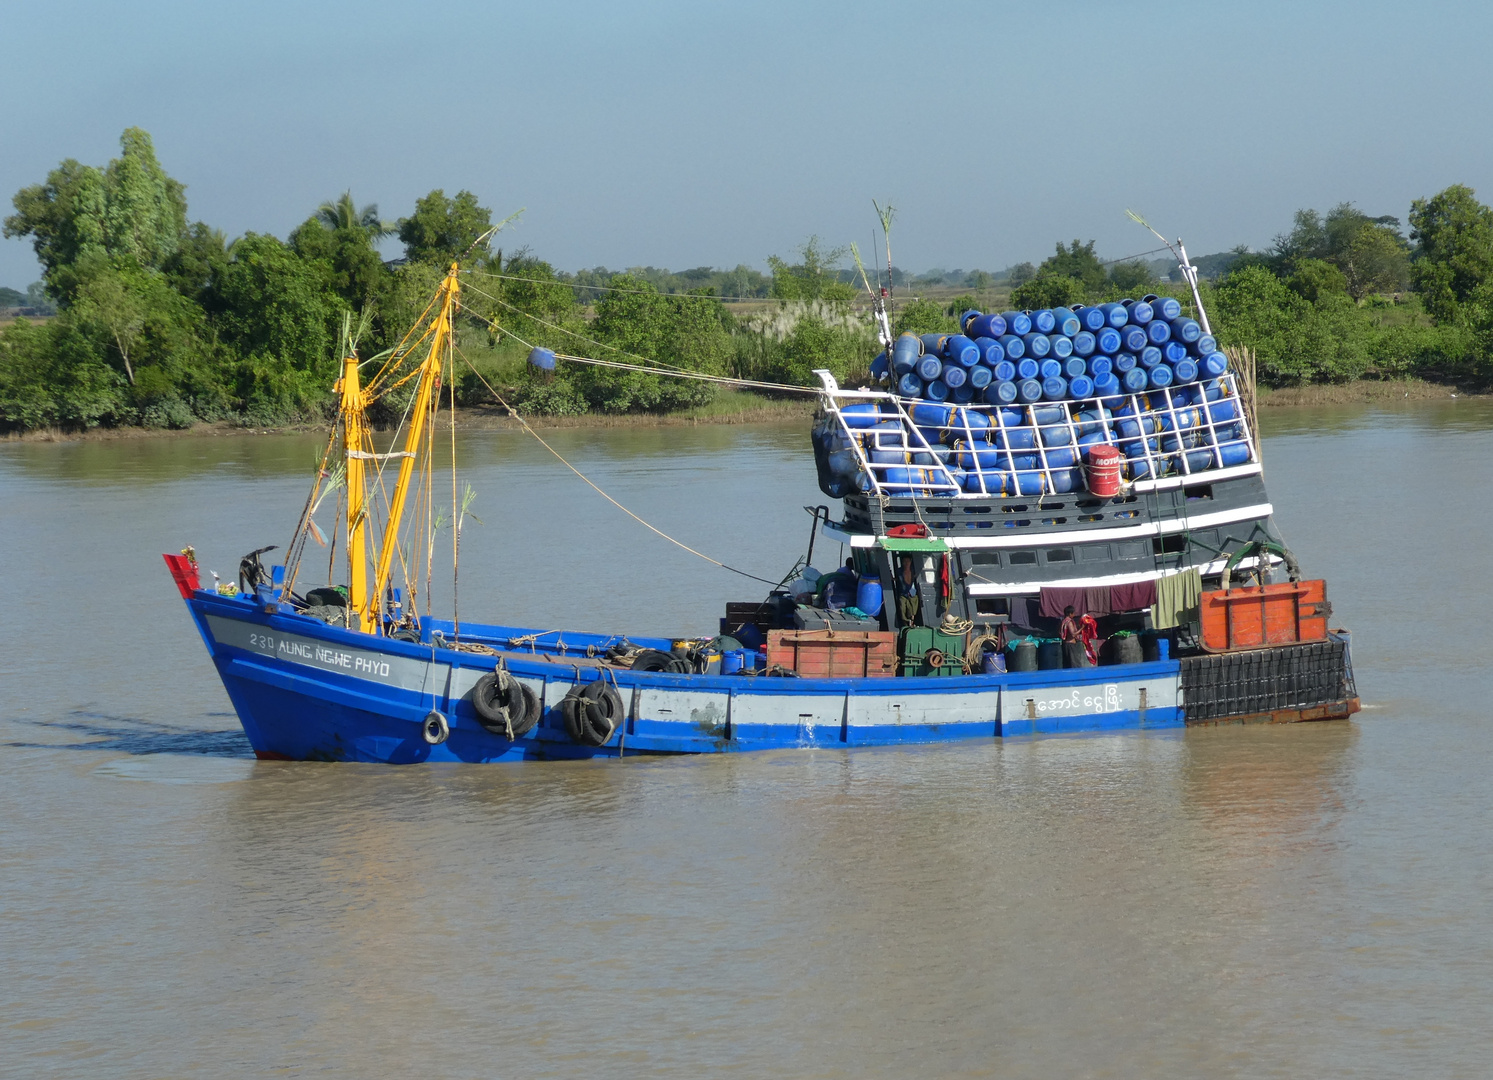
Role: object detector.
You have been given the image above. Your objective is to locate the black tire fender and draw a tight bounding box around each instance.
[562,681,620,747]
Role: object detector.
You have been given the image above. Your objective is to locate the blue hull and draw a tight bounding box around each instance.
[185,593,1184,763]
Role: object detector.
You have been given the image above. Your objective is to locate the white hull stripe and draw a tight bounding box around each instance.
[823,503,1273,550]
[965,555,1279,595]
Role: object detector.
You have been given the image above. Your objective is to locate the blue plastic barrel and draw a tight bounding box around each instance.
[968,365,993,389]
[953,407,990,433]
[950,383,975,404]
[954,447,1003,469]
[999,334,1026,360]
[945,334,980,366]
[1208,399,1241,423]
[960,309,982,334]
[1088,354,1114,376]
[1063,356,1087,379]
[1072,330,1096,357]
[920,333,949,356]
[1076,305,1107,331]
[1170,317,1201,344]
[1097,326,1122,354]
[1148,364,1174,389]
[925,379,950,401]
[1146,320,1171,344]
[1122,367,1150,393]
[1126,300,1155,325]
[1002,311,1033,335]
[528,346,557,370]
[1139,345,1162,368]
[897,372,923,397]
[1039,358,1063,380]
[968,313,1008,339]
[1042,376,1068,401]
[911,402,952,426]
[1214,441,1252,468]
[1022,332,1052,359]
[1193,333,1217,356]
[1174,358,1199,383]
[1101,302,1129,328]
[993,359,1016,382]
[988,380,1019,405]
[1016,357,1040,380]
[1200,352,1228,378]
[1120,324,1148,352]
[942,364,967,389]
[721,650,745,675]
[892,334,922,371]
[1164,340,1189,363]
[1069,374,1095,399]
[1017,378,1044,404]
[1029,404,1067,425]
[1113,352,1136,373]
[1151,296,1182,320]
[1050,307,1081,336]
[1049,334,1074,359]
[840,402,880,427]
[917,355,944,382]
[870,352,889,380]
[975,337,1005,366]
[1032,309,1057,333]
[1003,427,1039,451]
[1094,372,1121,399]
[1041,422,1074,447]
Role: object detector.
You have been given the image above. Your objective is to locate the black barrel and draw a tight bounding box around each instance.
[1037,640,1064,670]
[1010,641,1038,672]
[1110,635,1143,665]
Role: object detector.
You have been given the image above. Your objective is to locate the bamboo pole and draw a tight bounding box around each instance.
[1224,345,1260,455]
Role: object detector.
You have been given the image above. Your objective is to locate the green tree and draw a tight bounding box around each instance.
[212,233,344,383]
[398,189,492,265]
[1285,258,1349,307]
[1007,262,1036,287]
[4,128,186,301]
[1038,240,1107,293]
[316,191,393,242]
[1107,260,1154,294]
[768,237,854,302]
[1408,184,1493,323]
[1011,272,1084,310]
[73,266,147,384]
[891,298,956,337]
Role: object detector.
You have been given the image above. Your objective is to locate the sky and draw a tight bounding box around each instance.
[4,0,1492,289]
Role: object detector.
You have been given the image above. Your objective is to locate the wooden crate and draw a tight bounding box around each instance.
[1199,579,1330,652]
[765,629,897,678]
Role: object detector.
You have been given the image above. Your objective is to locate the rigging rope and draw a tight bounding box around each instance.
[454,289,820,396]
[450,341,785,586]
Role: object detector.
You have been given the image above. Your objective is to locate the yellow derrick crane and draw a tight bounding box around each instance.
[333,263,460,635]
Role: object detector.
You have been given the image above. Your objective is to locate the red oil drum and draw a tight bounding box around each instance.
[1086,444,1123,496]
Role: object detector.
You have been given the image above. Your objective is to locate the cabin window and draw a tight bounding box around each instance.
[1080,544,1111,562]
[1045,548,1074,563]
[1152,534,1187,555]
[970,552,1001,566]
[1009,550,1037,565]
[1002,504,1028,513]
[1184,484,1214,501]
[974,598,1009,616]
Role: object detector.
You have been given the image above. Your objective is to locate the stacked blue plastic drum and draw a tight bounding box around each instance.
[814,296,1253,498]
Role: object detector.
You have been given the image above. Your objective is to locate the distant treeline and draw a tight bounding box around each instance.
[3,128,1492,432]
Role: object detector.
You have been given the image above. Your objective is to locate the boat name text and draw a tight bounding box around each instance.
[243,632,392,677]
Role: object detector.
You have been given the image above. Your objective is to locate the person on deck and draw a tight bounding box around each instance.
[1060,605,1099,667]
[896,556,920,625]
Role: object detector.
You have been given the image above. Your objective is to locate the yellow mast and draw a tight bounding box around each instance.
[339,354,373,631]
[364,263,460,634]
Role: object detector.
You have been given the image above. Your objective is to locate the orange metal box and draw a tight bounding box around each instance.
[1199,579,1330,652]
[765,629,898,678]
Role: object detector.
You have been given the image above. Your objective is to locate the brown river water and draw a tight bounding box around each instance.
[2,402,1491,1078]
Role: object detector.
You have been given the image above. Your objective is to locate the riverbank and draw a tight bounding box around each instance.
[2,380,1480,444]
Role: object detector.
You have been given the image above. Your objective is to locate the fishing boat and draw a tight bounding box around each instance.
[166,251,1359,763]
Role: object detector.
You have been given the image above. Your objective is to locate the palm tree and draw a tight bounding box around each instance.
[316,191,394,242]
